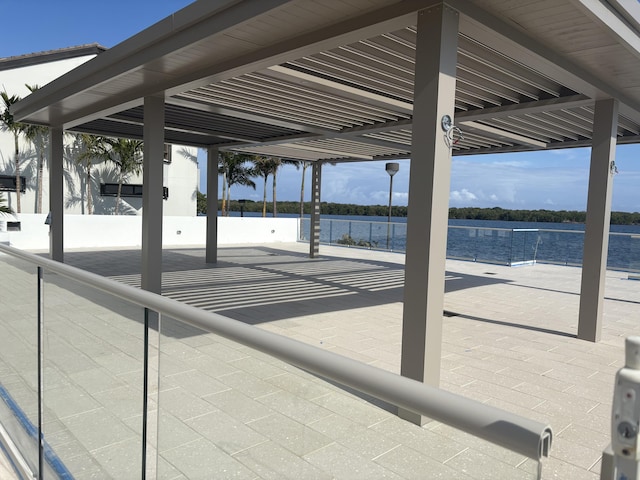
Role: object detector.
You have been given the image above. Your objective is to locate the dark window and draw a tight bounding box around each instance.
[0,175,26,192]
[100,183,168,200]
[100,183,143,197]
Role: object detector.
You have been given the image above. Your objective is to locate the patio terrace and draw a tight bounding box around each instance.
[2,242,637,478]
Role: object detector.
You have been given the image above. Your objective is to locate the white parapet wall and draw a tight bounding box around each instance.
[0,214,299,250]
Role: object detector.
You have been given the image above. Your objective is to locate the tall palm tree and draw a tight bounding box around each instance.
[219,152,256,215]
[218,151,233,216]
[1,91,23,213]
[22,85,49,213]
[104,137,143,215]
[72,133,109,215]
[271,158,298,217]
[298,161,310,218]
[253,156,279,217]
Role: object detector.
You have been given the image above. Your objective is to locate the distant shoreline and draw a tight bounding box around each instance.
[212,199,640,225]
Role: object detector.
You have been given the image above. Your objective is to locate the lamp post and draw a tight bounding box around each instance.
[385,162,399,249]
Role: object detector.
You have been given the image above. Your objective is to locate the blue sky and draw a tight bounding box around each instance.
[2,1,639,213]
[222,145,640,212]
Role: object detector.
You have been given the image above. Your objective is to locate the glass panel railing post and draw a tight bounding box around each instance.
[329,220,333,245]
[474,229,478,262]
[392,223,396,251]
[509,230,515,266]
[142,308,150,480]
[37,266,44,480]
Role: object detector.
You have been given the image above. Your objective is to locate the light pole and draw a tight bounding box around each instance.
[385,162,399,249]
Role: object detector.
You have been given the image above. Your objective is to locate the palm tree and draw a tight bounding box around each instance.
[253,156,279,217]
[22,85,49,213]
[219,152,256,215]
[1,91,23,213]
[271,158,298,217]
[104,137,143,215]
[298,161,310,218]
[72,133,109,215]
[218,152,233,216]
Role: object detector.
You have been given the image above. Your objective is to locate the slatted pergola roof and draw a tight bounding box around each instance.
[11,0,640,163]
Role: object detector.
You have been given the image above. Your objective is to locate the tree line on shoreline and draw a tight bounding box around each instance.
[197,195,640,225]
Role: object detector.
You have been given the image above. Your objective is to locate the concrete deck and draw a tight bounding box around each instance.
[1,242,638,479]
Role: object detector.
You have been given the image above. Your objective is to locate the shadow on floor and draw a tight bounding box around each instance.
[54,246,512,335]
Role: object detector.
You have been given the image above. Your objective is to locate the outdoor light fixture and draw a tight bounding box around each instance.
[610,161,619,175]
[386,162,400,249]
[441,114,463,147]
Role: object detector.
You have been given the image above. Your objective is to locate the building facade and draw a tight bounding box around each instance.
[0,45,198,217]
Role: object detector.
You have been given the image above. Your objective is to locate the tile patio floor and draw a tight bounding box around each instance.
[1,242,638,479]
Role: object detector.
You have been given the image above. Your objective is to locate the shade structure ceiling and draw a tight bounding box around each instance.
[11,0,640,163]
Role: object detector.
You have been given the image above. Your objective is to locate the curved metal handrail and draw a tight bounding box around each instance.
[0,244,552,462]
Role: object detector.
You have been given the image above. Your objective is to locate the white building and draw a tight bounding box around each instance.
[0,45,198,216]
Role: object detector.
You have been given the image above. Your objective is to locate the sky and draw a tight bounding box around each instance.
[2,1,639,213]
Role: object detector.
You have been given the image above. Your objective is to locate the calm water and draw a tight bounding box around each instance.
[293,214,640,271]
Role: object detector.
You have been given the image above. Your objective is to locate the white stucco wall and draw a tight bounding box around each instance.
[1,51,198,217]
[0,214,299,250]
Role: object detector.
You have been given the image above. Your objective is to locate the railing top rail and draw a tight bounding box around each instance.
[321,218,406,226]
[0,244,552,462]
[448,225,513,232]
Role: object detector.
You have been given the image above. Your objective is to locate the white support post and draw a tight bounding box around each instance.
[399,3,459,425]
[578,98,618,342]
[141,95,165,294]
[309,161,322,258]
[206,146,219,264]
[49,127,64,262]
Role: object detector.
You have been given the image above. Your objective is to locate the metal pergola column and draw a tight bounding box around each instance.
[141,95,165,295]
[399,3,459,425]
[206,146,219,264]
[49,127,64,262]
[309,161,322,258]
[578,98,619,342]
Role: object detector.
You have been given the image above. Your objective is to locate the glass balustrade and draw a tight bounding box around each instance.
[40,269,146,479]
[300,218,639,271]
[0,246,553,479]
[154,315,541,480]
[0,255,39,476]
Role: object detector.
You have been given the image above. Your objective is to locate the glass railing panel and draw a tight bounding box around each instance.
[447,226,479,261]
[0,253,39,475]
[299,217,310,242]
[41,270,146,479]
[608,233,640,272]
[629,235,640,279]
[156,314,541,479]
[388,222,407,251]
[509,230,540,265]
[535,230,584,266]
[425,422,539,480]
[474,228,511,265]
[327,219,351,246]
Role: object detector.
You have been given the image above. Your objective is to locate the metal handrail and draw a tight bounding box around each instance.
[0,244,552,462]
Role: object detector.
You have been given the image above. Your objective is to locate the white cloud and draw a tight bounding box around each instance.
[393,192,408,202]
[450,189,477,202]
